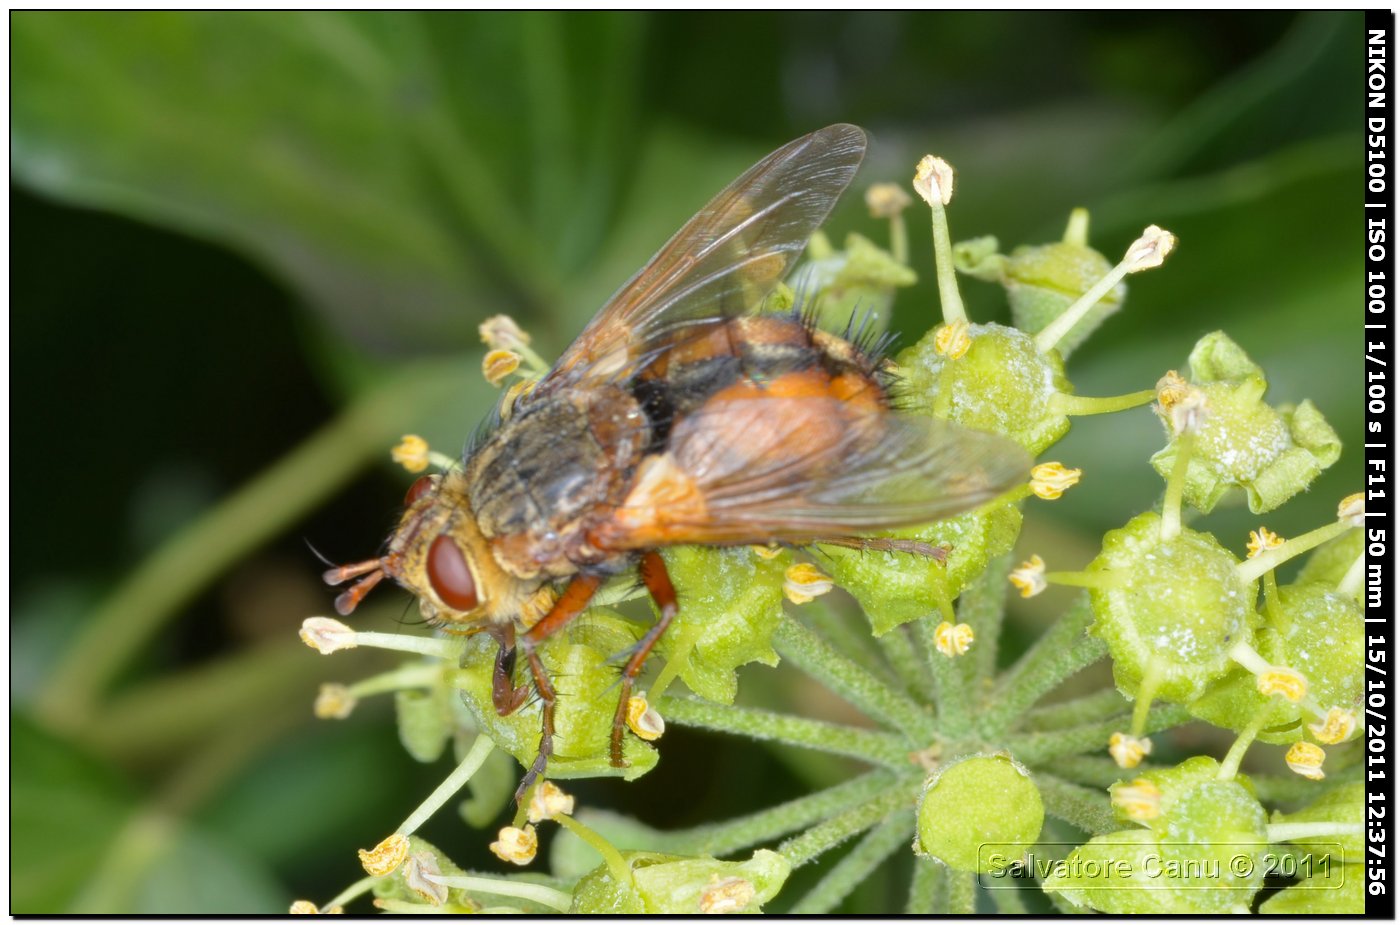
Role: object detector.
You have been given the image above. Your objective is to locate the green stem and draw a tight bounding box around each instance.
[1043,755,1139,789]
[774,614,934,744]
[320,877,378,914]
[397,734,496,836]
[927,196,966,324]
[915,613,973,738]
[947,870,977,914]
[1267,822,1365,842]
[1036,774,1118,836]
[1160,432,1194,542]
[36,362,471,731]
[799,598,888,679]
[662,769,901,858]
[1033,260,1133,354]
[966,554,1014,685]
[554,814,632,884]
[427,874,572,912]
[1238,519,1356,583]
[778,777,920,868]
[978,596,1104,737]
[1012,703,1191,765]
[877,625,936,705]
[1047,389,1157,416]
[787,816,914,914]
[1023,689,1130,732]
[1218,707,1271,780]
[350,631,463,661]
[656,696,910,769]
[890,211,909,266]
[988,881,1030,915]
[906,857,947,914]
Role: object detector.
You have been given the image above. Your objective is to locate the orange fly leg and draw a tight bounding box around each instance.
[514,573,604,803]
[610,551,679,767]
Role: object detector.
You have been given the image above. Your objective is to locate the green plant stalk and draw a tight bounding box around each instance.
[911,613,972,737]
[1023,689,1132,732]
[554,814,632,884]
[989,881,1030,915]
[800,599,889,679]
[906,857,947,915]
[1252,768,1362,806]
[876,626,936,704]
[1012,704,1191,765]
[427,874,573,913]
[661,769,901,858]
[966,554,1014,685]
[978,596,1104,737]
[788,815,914,914]
[656,696,910,769]
[1047,389,1157,416]
[778,777,921,868]
[36,362,471,732]
[1041,755,1139,789]
[1268,822,1365,842]
[397,734,496,836]
[774,614,935,743]
[1036,774,1119,836]
[947,870,978,914]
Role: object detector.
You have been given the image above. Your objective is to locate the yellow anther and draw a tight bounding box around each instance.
[1286,741,1326,780]
[933,318,972,359]
[1123,225,1177,273]
[391,434,431,473]
[1030,462,1082,500]
[700,876,757,914]
[1112,778,1162,822]
[783,563,834,604]
[865,182,912,219]
[489,825,538,866]
[314,683,357,720]
[300,617,358,655]
[483,349,522,387]
[1009,555,1047,598]
[1257,667,1308,704]
[500,378,536,420]
[1308,707,1357,745]
[404,851,447,906]
[751,544,784,560]
[1339,493,1365,527]
[358,833,410,877]
[626,695,665,742]
[479,314,531,351]
[1154,370,1190,411]
[1108,732,1152,769]
[934,621,975,658]
[913,154,955,206]
[1246,527,1285,559]
[527,781,576,824]
[289,900,320,914]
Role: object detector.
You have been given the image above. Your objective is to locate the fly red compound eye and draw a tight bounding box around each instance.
[426,534,478,612]
[404,475,437,506]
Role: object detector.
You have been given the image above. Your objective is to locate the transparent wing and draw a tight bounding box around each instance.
[599,397,1032,548]
[535,124,867,393]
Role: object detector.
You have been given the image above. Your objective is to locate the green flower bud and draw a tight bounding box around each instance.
[1050,770,1267,914]
[1269,782,1363,863]
[1149,333,1341,514]
[395,685,453,764]
[955,212,1125,360]
[570,850,790,914]
[1190,583,1362,744]
[1042,829,1211,914]
[794,231,916,333]
[897,323,1073,454]
[917,753,1044,873]
[452,611,659,781]
[654,545,786,704]
[1110,756,1226,830]
[1088,513,1260,703]
[823,501,1022,635]
[1295,529,1364,588]
[1257,863,1363,915]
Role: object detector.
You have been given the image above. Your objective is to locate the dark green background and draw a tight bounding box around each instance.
[12,11,1363,912]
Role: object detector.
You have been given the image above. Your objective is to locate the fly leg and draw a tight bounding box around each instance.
[485,624,530,716]
[512,573,602,804]
[610,551,679,767]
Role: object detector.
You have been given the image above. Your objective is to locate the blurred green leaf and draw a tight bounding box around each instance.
[12,712,134,912]
[132,825,289,914]
[12,11,645,357]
